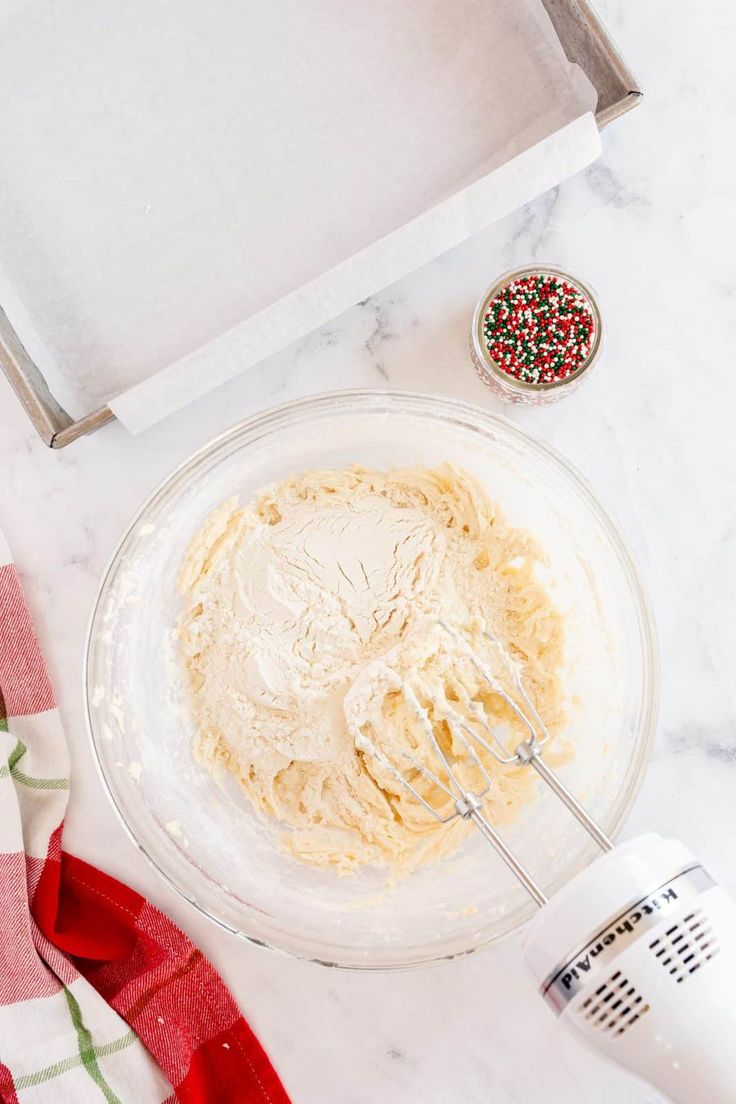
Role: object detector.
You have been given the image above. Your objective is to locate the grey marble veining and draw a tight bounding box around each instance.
[1,3,735,1101]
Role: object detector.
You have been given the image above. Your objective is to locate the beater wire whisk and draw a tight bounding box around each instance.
[358,621,612,907]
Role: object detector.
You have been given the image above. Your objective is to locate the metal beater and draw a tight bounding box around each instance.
[357,619,612,906]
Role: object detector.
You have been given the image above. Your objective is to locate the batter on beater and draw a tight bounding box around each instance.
[178,464,566,874]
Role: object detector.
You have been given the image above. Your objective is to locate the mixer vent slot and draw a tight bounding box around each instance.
[580,970,650,1037]
[649,908,720,983]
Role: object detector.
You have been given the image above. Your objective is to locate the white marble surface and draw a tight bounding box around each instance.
[2,2,736,1101]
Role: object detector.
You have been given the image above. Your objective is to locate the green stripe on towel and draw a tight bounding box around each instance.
[63,986,126,1104]
[15,1029,137,1089]
[3,738,70,789]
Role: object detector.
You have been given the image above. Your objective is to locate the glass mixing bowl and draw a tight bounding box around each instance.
[85,391,658,969]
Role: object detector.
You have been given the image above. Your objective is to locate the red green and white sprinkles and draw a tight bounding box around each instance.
[482,273,595,385]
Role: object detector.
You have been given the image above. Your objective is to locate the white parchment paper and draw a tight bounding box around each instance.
[0,0,599,430]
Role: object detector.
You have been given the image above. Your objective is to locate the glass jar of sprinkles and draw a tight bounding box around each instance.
[470,266,603,405]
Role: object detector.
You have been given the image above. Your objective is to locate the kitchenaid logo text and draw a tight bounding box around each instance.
[560,885,680,992]
[541,863,714,1013]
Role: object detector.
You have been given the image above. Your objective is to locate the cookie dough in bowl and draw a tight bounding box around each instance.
[85,391,657,968]
[178,464,565,875]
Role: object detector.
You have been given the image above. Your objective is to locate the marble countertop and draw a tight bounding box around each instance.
[2,2,735,1101]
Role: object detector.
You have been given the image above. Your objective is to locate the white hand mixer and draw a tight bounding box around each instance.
[358,623,736,1104]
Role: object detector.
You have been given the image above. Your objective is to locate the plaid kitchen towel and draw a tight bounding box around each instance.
[0,532,291,1104]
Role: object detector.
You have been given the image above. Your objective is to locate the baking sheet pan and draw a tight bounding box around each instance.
[0,0,640,447]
